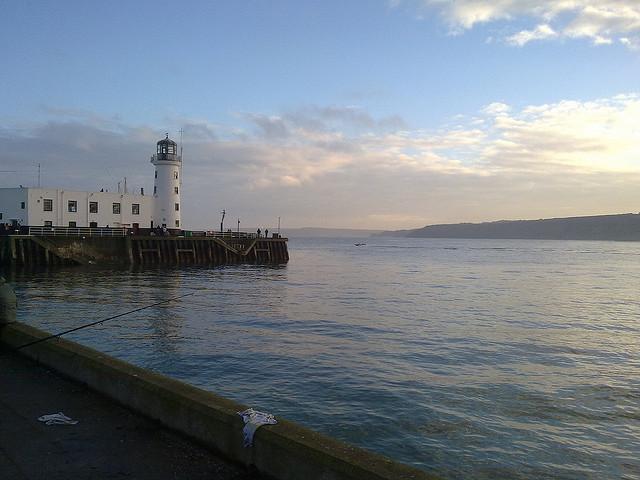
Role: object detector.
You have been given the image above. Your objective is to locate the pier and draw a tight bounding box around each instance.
[0,227,289,266]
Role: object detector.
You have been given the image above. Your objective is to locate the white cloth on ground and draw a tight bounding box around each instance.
[37,412,79,425]
[237,408,277,447]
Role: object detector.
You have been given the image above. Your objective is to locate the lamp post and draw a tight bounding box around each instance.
[237,218,240,236]
[220,209,226,233]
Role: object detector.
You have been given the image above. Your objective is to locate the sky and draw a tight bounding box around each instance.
[1,0,639,230]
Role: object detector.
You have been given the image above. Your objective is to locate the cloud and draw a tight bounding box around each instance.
[619,36,640,49]
[480,94,640,175]
[243,105,407,137]
[310,105,407,131]
[244,114,290,139]
[482,102,511,116]
[506,23,558,46]
[396,1,640,49]
[2,95,640,229]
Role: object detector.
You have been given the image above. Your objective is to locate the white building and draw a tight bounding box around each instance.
[0,188,153,229]
[0,136,181,230]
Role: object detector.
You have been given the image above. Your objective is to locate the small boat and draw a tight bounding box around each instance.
[354,243,366,246]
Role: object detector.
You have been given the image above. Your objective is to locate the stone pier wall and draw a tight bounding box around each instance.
[0,235,289,266]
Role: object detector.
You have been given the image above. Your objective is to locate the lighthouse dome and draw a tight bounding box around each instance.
[156,134,178,156]
[157,134,177,148]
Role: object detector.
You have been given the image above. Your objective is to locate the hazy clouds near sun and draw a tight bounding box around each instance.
[2,94,639,230]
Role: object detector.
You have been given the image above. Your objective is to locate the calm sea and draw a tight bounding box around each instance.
[5,237,640,479]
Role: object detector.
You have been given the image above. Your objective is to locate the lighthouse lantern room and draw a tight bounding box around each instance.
[151,134,181,230]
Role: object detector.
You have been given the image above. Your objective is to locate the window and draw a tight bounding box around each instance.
[113,203,121,214]
[68,200,77,213]
[174,171,179,179]
[175,203,179,211]
[89,221,97,228]
[175,220,180,228]
[157,143,175,154]
[132,204,140,215]
[89,201,98,213]
[0,213,3,220]
[155,170,157,178]
[43,199,53,211]
[20,202,25,209]
[174,186,179,194]
[68,221,77,227]
[153,186,157,195]
[44,221,52,227]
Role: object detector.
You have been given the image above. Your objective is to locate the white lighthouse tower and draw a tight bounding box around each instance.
[151,134,181,230]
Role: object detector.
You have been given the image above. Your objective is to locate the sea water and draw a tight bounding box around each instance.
[6,237,640,479]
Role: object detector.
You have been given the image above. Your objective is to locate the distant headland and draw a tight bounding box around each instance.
[376,213,640,241]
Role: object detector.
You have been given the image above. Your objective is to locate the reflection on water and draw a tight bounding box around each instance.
[4,238,640,479]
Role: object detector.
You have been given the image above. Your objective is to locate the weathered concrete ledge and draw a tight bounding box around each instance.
[0,322,439,480]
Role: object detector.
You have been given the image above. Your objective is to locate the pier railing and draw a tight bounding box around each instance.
[28,226,127,237]
[24,226,278,240]
[191,231,258,239]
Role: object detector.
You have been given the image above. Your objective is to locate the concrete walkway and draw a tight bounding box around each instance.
[0,347,261,480]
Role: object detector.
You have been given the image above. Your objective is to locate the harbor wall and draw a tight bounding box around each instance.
[0,235,289,266]
[0,322,437,480]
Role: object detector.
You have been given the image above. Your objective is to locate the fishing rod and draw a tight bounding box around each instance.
[13,292,194,351]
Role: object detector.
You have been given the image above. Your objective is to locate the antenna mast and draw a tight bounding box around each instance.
[179,128,184,188]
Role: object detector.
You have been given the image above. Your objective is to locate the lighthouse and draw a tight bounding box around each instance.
[151,134,181,230]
